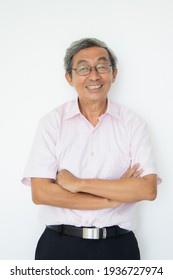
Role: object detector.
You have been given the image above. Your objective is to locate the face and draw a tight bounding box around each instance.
[65,46,117,104]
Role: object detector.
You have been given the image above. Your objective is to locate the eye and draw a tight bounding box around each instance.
[78,65,90,73]
[97,64,107,71]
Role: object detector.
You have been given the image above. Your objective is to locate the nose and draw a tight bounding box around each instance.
[88,67,100,80]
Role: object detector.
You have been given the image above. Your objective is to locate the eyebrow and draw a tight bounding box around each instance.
[76,57,110,66]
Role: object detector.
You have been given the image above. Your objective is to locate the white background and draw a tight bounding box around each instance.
[0,0,172,260]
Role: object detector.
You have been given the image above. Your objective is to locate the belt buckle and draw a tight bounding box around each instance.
[82,227,107,239]
[82,228,100,239]
[102,228,107,239]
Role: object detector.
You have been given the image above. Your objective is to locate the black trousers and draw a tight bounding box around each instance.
[35,227,140,260]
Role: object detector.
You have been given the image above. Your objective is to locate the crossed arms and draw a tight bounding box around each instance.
[31,163,157,210]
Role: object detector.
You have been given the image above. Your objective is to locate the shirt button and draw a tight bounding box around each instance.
[91,152,94,156]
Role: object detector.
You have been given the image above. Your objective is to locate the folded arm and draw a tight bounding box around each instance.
[31,163,151,210]
[57,164,157,203]
[31,178,121,210]
[78,174,157,203]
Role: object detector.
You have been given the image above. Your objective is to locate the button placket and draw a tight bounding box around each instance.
[90,130,95,157]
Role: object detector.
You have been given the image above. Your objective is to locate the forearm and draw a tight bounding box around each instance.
[31,178,121,210]
[77,174,157,203]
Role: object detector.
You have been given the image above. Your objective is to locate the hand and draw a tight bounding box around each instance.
[56,169,80,193]
[121,163,143,178]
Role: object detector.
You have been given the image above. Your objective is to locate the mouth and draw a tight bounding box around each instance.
[86,84,103,90]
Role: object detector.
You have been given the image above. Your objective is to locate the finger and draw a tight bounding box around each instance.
[121,166,132,178]
[120,163,141,178]
[131,163,140,171]
[121,165,139,178]
[126,163,140,177]
[132,169,143,177]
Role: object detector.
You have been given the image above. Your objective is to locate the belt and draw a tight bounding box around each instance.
[47,225,131,240]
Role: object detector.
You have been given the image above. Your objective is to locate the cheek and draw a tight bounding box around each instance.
[105,77,114,88]
[72,77,86,88]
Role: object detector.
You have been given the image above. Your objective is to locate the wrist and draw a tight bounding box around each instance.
[76,178,85,192]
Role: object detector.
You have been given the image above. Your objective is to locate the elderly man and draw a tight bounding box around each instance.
[22,38,160,260]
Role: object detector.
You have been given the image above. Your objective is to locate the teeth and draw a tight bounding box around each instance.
[87,85,102,89]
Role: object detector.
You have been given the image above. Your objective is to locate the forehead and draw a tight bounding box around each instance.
[72,46,110,65]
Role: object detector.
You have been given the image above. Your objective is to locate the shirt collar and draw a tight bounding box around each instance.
[105,99,121,120]
[63,98,121,120]
[63,98,81,120]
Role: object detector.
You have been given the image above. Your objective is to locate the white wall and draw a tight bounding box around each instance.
[0,0,172,260]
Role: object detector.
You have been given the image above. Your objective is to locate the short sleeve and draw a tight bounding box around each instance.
[129,117,162,184]
[22,112,59,186]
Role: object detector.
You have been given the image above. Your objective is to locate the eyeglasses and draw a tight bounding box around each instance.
[72,63,112,76]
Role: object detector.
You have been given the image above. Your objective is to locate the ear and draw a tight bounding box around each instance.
[112,68,118,83]
[65,73,74,87]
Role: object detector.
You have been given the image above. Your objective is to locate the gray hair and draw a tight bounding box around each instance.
[64,38,117,76]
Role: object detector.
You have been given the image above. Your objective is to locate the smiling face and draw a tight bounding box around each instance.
[65,46,117,104]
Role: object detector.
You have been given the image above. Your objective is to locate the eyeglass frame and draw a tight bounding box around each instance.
[71,63,112,76]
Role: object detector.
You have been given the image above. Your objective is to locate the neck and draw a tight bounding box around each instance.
[78,98,107,126]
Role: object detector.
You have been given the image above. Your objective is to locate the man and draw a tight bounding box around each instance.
[22,38,161,260]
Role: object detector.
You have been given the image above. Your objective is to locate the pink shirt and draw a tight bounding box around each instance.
[22,99,160,230]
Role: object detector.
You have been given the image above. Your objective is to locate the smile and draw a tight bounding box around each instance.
[86,84,103,90]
